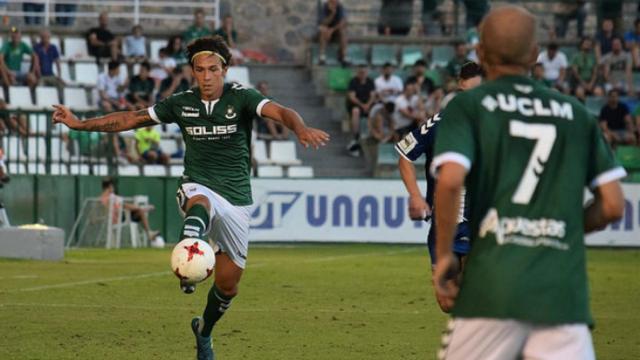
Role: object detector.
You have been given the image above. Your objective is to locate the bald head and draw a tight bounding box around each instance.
[478,6,537,73]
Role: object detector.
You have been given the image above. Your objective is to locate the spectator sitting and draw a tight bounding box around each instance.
[135,126,169,165]
[254,81,289,140]
[214,15,244,65]
[158,64,193,101]
[536,43,568,92]
[406,59,435,96]
[595,18,616,61]
[123,25,147,64]
[166,35,188,66]
[532,62,549,87]
[346,65,376,157]
[378,0,413,36]
[392,80,423,139]
[149,47,177,86]
[87,12,121,63]
[599,89,636,147]
[0,27,38,89]
[183,8,213,44]
[33,29,64,96]
[127,62,155,110]
[97,61,132,112]
[553,0,586,39]
[367,101,395,144]
[465,24,480,62]
[318,0,348,65]
[445,42,471,82]
[63,129,108,157]
[375,62,403,103]
[601,37,633,95]
[570,37,599,95]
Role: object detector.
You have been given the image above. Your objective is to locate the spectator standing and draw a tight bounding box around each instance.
[445,42,471,82]
[378,0,413,36]
[536,43,568,91]
[97,61,131,112]
[595,18,616,61]
[599,89,636,146]
[214,15,244,65]
[33,30,64,93]
[374,62,403,103]
[123,25,147,64]
[87,12,121,63]
[183,8,213,44]
[0,27,38,89]
[318,0,348,65]
[346,65,376,156]
[553,0,586,39]
[135,126,169,165]
[601,37,633,95]
[254,81,289,140]
[570,37,599,95]
[127,62,155,110]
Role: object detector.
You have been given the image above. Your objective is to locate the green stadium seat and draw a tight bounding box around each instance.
[430,45,454,68]
[327,67,352,91]
[624,171,640,183]
[311,44,340,66]
[560,46,577,62]
[346,44,368,66]
[371,45,398,66]
[616,146,640,171]
[401,46,424,68]
[425,69,443,88]
[633,72,640,90]
[585,96,605,116]
[377,143,398,165]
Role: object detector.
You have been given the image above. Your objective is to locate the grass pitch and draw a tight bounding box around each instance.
[0,245,638,359]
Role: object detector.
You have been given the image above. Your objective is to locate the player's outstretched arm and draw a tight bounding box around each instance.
[52,105,157,133]
[584,181,624,233]
[261,102,330,149]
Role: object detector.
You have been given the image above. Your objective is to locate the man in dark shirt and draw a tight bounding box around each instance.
[158,64,193,101]
[87,12,121,63]
[406,59,435,95]
[318,0,348,65]
[346,65,376,156]
[127,62,155,110]
[595,18,616,61]
[599,89,636,146]
[445,42,471,81]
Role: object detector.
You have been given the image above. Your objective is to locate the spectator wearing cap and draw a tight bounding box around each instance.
[601,37,633,95]
[599,89,636,147]
[441,61,482,108]
[33,29,64,95]
[97,61,132,112]
[346,65,376,156]
[318,0,348,65]
[0,27,38,90]
[445,42,471,82]
[374,62,403,104]
[536,43,568,92]
[87,12,121,63]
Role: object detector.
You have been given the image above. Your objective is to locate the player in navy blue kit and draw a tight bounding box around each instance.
[396,62,482,312]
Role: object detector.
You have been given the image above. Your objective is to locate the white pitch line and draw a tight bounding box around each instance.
[5,271,170,293]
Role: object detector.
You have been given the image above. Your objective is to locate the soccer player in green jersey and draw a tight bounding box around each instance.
[431,6,625,359]
[52,36,329,360]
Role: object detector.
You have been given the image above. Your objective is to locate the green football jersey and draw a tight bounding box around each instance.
[433,75,626,325]
[149,83,269,206]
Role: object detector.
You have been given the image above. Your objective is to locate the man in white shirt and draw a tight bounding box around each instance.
[536,42,568,90]
[392,80,423,138]
[97,61,132,111]
[374,62,403,103]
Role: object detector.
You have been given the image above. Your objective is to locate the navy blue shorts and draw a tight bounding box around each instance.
[426,220,470,265]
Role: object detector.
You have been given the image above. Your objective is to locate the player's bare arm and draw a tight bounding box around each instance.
[261,101,330,149]
[52,105,157,132]
[584,181,624,233]
[398,156,430,220]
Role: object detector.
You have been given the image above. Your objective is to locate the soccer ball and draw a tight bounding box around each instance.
[170,239,215,285]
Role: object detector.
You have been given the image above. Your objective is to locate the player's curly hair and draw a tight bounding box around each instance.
[186,35,232,68]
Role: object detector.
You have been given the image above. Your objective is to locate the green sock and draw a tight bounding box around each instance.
[181,204,209,240]
[201,284,233,337]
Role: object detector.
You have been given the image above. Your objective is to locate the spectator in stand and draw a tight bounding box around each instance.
[378,0,413,36]
[536,42,568,91]
[318,0,348,65]
[254,81,289,140]
[135,126,169,165]
[0,147,9,187]
[601,37,633,95]
[570,37,600,95]
[597,0,624,35]
[127,62,155,110]
[33,29,64,95]
[595,18,616,61]
[367,101,395,144]
[123,25,147,64]
[97,61,132,112]
[445,42,471,82]
[374,62,403,103]
[149,47,177,87]
[214,15,244,65]
[553,1,586,39]
[87,12,121,63]
[346,65,376,156]
[441,61,482,109]
[624,19,640,69]
[183,8,213,44]
[0,27,38,89]
[23,1,44,25]
[55,2,77,26]
[465,24,480,62]
[392,80,423,139]
[167,35,188,66]
[158,64,193,101]
[406,59,435,96]
[599,89,636,147]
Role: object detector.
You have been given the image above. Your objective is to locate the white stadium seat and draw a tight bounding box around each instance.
[159,139,178,156]
[64,87,95,111]
[27,163,46,175]
[225,67,251,88]
[26,137,46,161]
[50,137,70,162]
[8,86,36,110]
[54,61,74,84]
[63,37,90,60]
[69,163,90,175]
[118,165,140,176]
[8,163,26,175]
[287,166,314,178]
[49,36,62,52]
[29,113,49,134]
[269,141,301,166]
[170,165,184,177]
[35,86,60,109]
[143,165,166,176]
[50,164,68,175]
[4,136,23,161]
[93,164,109,176]
[149,40,166,63]
[257,165,284,178]
[74,63,99,87]
[253,139,269,165]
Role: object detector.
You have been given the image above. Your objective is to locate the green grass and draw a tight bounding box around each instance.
[0,245,638,359]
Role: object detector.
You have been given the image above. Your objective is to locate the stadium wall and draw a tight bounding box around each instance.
[2,176,639,247]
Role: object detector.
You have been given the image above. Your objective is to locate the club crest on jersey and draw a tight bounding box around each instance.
[225,105,237,119]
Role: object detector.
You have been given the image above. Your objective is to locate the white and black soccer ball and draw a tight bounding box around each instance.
[170,239,215,285]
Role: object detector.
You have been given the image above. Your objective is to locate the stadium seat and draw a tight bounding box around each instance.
[159,139,178,156]
[26,137,46,161]
[376,143,399,165]
[431,45,454,68]
[253,139,269,164]
[327,67,352,92]
[118,63,129,84]
[54,61,73,85]
[27,163,46,175]
[35,87,60,109]
[345,44,368,66]
[311,44,340,66]
[169,165,184,177]
[287,166,314,178]
[50,164,69,175]
[371,45,398,66]
[585,96,605,116]
[50,137,70,162]
[143,165,167,176]
[616,146,640,171]
[149,39,166,63]
[64,87,95,111]
[8,163,26,174]
[118,165,140,176]
[424,69,443,88]
[160,122,181,137]
[93,164,109,176]
[401,46,424,68]
[50,36,62,52]
[69,163,91,175]
[269,141,301,165]
[62,37,90,60]
[559,46,577,62]
[3,136,23,161]
[257,165,284,178]
[74,63,99,87]
[226,66,251,87]
[8,86,36,110]
[29,113,49,134]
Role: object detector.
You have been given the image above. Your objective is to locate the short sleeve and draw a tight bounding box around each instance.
[586,116,627,189]
[22,42,32,55]
[241,87,269,117]
[348,78,357,92]
[148,96,177,124]
[431,94,475,176]
[395,117,437,162]
[52,45,60,60]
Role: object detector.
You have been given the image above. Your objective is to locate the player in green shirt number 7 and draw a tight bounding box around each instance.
[52,36,330,360]
[432,6,625,360]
